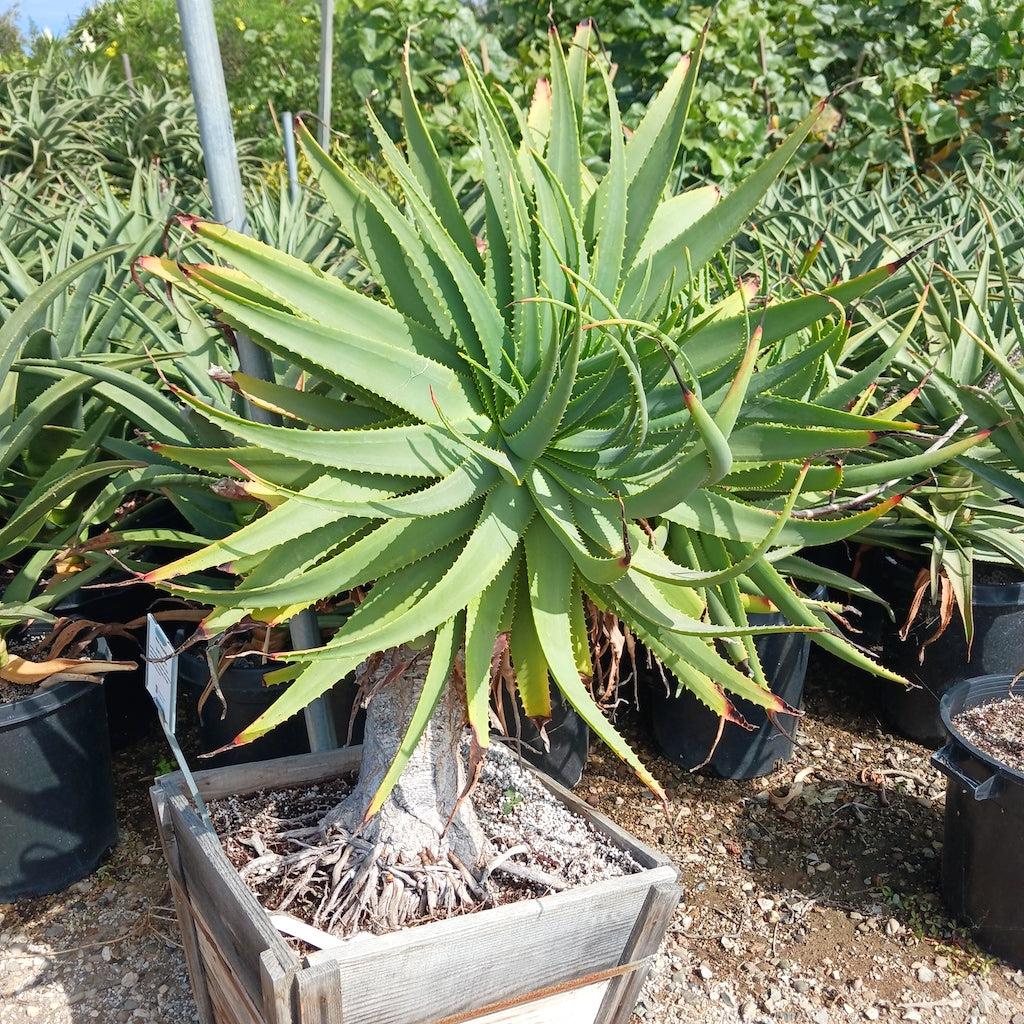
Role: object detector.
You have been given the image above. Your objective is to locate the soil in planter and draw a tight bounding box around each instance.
[953,694,1024,773]
[208,741,643,945]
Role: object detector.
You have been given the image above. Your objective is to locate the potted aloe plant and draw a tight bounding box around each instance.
[727,158,1024,745]
[843,176,1024,744]
[925,193,1024,966]
[139,24,967,1024]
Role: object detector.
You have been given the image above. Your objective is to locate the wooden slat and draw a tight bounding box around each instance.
[173,748,364,802]
[164,792,298,1017]
[151,786,218,1024]
[195,926,265,1024]
[300,865,678,1024]
[261,949,297,1024]
[595,881,682,1024]
[155,749,680,1024]
[294,961,345,1024]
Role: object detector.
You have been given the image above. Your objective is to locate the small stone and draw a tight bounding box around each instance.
[865,1009,880,1021]
[101,946,112,962]
[794,979,813,994]
[903,1011,921,1022]
[121,970,140,987]
[813,1010,830,1024]
[885,918,902,937]
[1011,1014,1024,1024]
[917,966,935,984]
[44,924,65,940]
[740,999,757,1020]
[757,897,776,912]
[816,861,833,873]
[698,963,714,980]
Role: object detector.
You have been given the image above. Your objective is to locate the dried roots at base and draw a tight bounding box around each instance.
[235,816,571,938]
[239,819,490,935]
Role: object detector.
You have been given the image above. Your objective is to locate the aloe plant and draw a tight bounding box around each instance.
[0,48,226,193]
[835,162,1024,649]
[136,24,973,932]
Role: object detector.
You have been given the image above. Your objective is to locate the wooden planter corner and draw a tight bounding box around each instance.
[151,747,680,1024]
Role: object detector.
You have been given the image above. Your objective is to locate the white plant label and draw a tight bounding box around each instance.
[145,614,215,832]
[145,613,178,735]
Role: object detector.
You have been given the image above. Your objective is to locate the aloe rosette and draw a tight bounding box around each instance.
[139,24,963,822]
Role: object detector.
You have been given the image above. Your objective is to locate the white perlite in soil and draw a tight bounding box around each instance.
[471,739,644,887]
[954,694,1024,774]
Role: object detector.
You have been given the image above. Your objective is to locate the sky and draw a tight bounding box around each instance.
[15,0,93,37]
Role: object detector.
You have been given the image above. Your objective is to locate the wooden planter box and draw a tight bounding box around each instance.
[151,747,680,1024]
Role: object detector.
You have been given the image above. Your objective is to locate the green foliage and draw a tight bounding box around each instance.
[732,155,1024,645]
[0,166,243,613]
[0,45,211,192]
[138,26,958,805]
[63,0,1024,178]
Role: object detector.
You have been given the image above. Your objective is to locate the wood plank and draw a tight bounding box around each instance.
[169,748,364,802]
[300,866,678,1024]
[261,949,297,1024]
[165,792,298,1016]
[294,961,345,1024]
[151,786,218,1024]
[595,881,682,1024]
[195,926,265,1024]
[156,749,679,1024]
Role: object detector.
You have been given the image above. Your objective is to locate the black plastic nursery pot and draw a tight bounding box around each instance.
[55,572,161,750]
[498,685,589,790]
[855,549,1024,747]
[0,679,119,901]
[647,593,821,780]
[931,674,1024,969]
[178,653,362,768]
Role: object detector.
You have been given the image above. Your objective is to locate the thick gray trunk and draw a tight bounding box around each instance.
[322,645,489,871]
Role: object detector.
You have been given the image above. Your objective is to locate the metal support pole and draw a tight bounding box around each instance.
[282,111,300,203]
[175,0,275,396]
[176,0,337,752]
[318,0,334,151]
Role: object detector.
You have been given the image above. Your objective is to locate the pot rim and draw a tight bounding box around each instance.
[0,677,100,730]
[938,673,1024,784]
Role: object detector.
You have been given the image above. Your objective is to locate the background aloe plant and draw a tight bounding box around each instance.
[135,23,975,932]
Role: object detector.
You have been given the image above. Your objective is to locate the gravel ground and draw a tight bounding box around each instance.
[3,651,1024,1024]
